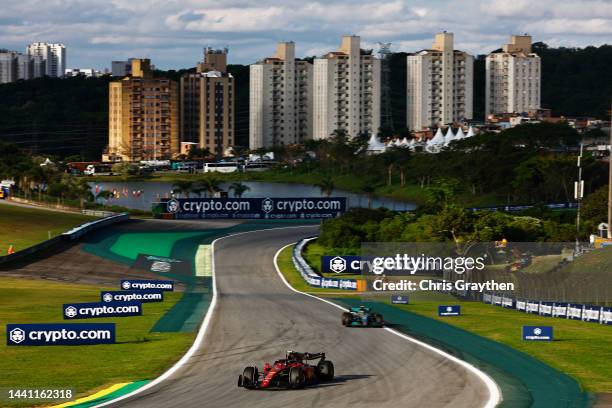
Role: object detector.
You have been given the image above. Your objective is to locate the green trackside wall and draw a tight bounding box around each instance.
[336,299,593,408]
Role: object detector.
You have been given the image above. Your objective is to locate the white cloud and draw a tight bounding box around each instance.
[0,0,610,69]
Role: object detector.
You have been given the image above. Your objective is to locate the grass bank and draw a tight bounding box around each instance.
[0,277,194,407]
[0,203,97,252]
[278,244,612,392]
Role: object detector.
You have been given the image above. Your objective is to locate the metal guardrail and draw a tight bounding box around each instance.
[292,237,359,290]
[0,212,130,266]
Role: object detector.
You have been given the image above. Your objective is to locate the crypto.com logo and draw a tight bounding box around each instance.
[262,198,274,214]
[533,327,542,335]
[122,281,131,289]
[151,261,171,273]
[166,199,180,213]
[102,293,114,303]
[329,256,347,273]
[9,328,25,344]
[65,306,78,318]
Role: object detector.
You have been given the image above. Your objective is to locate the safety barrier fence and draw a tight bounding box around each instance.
[292,238,360,290]
[482,292,612,325]
[0,213,130,266]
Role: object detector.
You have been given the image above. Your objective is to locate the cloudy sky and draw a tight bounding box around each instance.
[1,0,611,70]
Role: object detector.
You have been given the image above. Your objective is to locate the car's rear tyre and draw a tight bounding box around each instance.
[242,366,258,389]
[317,360,334,382]
[289,366,305,389]
[341,312,351,326]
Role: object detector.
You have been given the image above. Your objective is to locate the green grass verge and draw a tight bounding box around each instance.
[384,298,612,392]
[279,244,612,393]
[0,204,97,252]
[0,277,195,407]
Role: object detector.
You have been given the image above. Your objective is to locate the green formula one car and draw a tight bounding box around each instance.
[341,306,384,327]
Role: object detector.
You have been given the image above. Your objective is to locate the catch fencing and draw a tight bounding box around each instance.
[481,292,611,325]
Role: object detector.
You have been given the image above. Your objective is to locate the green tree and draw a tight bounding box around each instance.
[172,180,194,198]
[315,175,335,197]
[229,182,250,198]
[200,176,222,197]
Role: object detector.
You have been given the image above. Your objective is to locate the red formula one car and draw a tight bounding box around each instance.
[238,351,334,389]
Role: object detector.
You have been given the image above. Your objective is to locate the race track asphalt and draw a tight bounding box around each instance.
[111,225,490,408]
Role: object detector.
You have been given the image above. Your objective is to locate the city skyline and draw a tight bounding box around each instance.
[0,0,611,70]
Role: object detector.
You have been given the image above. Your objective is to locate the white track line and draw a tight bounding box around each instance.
[93,225,316,408]
[273,242,502,408]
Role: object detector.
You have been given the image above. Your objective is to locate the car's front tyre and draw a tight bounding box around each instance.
[317,360,334,382]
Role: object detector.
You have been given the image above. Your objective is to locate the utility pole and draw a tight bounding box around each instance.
[575,143,584,252]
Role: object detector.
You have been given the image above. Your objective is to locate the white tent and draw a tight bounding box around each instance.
[428,127,445,146]
[426,128,445,153]
[444,127,455,146]
[400,137,410,147]
[466,126,476,138]
[366,134,387,154]
[455,127,465,140]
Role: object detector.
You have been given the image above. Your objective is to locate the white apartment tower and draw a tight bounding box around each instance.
[249,42,313,149]
[486,35,541,115]
[406,32,473,131]
[313,35,380,139]
[26,42,66,77]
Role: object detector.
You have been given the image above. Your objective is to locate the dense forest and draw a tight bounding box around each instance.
[0,43,610,159]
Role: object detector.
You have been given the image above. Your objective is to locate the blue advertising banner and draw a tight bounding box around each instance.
[321,256,362,274]
[522,326,553,341]
[602,307,612,325]
[539,302,553,317]
[101,290,163,303]
[7,323,115,346]
[567,304,583,320]
[63,301,142,319]
[582,306,601,323]
[438,305,461,316]
[156,197,346,220]
[391,295,409,304]
[121,279,174,291]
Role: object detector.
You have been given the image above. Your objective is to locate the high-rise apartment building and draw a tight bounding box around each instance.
[111,59,135,77]
[26,42,66,77]
[406,32,473,131]
[0,52,17,83]
[313,35,380,140]
[105,59,179,162]
[485,35,541,115]
[180,48,235,156]
[0,50,45,83]
[249,42,312,149]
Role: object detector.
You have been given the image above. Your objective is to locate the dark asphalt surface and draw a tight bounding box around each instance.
[110,225,490,408]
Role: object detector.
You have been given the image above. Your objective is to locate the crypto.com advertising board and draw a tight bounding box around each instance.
[153,197,346,220]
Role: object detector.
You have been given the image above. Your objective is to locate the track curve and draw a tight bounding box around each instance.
[108,225,491,408]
